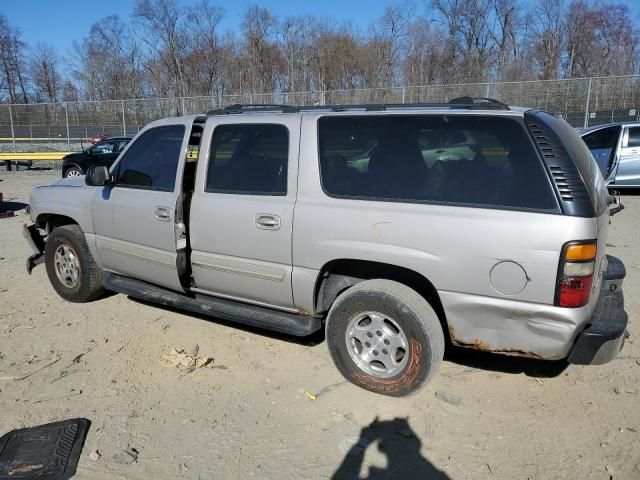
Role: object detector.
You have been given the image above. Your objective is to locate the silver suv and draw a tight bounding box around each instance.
[24,98,629,396]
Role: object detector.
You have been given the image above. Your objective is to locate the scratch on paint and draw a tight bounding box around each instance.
[372,221,392,240]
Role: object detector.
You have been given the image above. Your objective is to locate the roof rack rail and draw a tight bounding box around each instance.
[448,96,509,109]
[207,104,297,115]
[206,99,510,115]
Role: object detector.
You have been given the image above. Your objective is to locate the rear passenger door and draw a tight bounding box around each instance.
[189,116,300,310]
[615,126,640,186]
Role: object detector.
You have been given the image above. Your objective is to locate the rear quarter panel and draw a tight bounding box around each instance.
[292,113,599,358]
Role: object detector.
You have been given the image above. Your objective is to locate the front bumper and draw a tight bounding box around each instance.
[23,223,45,274]
[568,255,628,365]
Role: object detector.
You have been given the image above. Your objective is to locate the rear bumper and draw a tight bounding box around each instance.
[568,255,628,365]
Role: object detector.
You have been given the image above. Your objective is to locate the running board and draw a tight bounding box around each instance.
[103,272,322,337]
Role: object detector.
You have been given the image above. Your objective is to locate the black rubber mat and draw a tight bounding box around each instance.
[0,418,90,480]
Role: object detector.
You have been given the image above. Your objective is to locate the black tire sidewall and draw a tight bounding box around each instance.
[326,289,435,397]
[45,227,94,302]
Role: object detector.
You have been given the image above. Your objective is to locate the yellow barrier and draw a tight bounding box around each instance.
[0,152,70,160]
[1,151,199,161]
[0,137,77,141]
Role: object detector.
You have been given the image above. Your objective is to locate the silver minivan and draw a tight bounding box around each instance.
[25,98,629,396]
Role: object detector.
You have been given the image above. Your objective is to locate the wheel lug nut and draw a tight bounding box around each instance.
[367,332,373,338]
[373,350,379,356]
[376,331,382,336]
[382,349,388,355]
[365,342,371,348]
[384,339,390,345]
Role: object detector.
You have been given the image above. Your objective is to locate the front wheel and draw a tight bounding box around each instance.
[325,279,444,397]
[44,225,105,302]
[64,166,83,178]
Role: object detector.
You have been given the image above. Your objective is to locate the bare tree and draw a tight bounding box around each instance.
[73,15,144,100]
[135,0,189,97]
[0,15,29,103]
[529,0,565,79]
[31,43,61,103]
[241,6,283,94]
[186,1,225,96]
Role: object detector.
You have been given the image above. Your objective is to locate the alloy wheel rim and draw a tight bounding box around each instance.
[54,244,80,288]
[344,311,409,378]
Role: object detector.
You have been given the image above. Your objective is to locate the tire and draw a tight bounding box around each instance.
[325,279,445,397]
[44,224,105,303]
[64,166,83,178]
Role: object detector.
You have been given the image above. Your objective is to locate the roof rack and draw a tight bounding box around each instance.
[207,104,297,115]
[206,98,510,115]
[448,96,509,108]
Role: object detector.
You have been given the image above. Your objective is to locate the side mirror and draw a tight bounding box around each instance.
[85,165,111,186]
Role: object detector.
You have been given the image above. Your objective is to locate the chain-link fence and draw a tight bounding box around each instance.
[2,75,640,155]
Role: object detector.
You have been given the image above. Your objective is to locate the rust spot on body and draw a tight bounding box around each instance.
[448,326,542,359]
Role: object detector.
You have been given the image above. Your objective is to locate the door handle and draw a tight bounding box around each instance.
[255,214,281,230]
[154,206,172,222]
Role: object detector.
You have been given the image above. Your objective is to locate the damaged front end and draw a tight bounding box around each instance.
[23,223,46,274]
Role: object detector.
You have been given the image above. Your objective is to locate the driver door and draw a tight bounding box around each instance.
[91,122,191,292]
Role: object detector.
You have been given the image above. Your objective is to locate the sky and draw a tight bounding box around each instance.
[3,0,640,59]
[2,0,392,57]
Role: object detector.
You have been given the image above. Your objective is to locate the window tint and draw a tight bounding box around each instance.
[583,127,619,150]
[115,140,130,152]
[116,125,185,191]
[628,127,640,147]
[318,115,557,211]
[93,141,116,155]
[206,124,288,195]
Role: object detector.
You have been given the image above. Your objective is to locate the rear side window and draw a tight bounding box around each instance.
[206,124,288,195]
[628,127,640,147]
[583,127,620,150]
[581,126,620,176]
[116,125,185,191]
[318,115,558,211]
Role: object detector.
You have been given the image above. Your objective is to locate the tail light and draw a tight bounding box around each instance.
[555,241,597,308]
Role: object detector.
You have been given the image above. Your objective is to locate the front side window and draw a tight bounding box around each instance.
[115,125,185,191]
[206,124,288,195]
[92,141,116,155]
[627,127,640,148]
[318,115,558,211]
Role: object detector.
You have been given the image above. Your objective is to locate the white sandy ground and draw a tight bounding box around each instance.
[0,169,639,480]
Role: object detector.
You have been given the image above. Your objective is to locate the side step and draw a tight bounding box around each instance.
[103,272,322,337]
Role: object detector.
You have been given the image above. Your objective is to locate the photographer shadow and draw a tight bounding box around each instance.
[332,417,449,480]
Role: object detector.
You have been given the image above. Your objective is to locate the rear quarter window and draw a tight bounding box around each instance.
[532,112,608,216]
[318,115,559,212]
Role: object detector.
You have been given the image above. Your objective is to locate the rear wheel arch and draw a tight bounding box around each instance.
[314,259,448,335]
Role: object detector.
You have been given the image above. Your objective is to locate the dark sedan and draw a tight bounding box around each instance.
[61,136,132,178]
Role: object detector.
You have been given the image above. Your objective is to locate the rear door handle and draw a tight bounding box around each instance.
[255,214,281,230]
[154,206,172,222]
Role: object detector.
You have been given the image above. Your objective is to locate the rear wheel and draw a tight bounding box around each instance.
[326,279,444,397]
[44,225,104,302]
